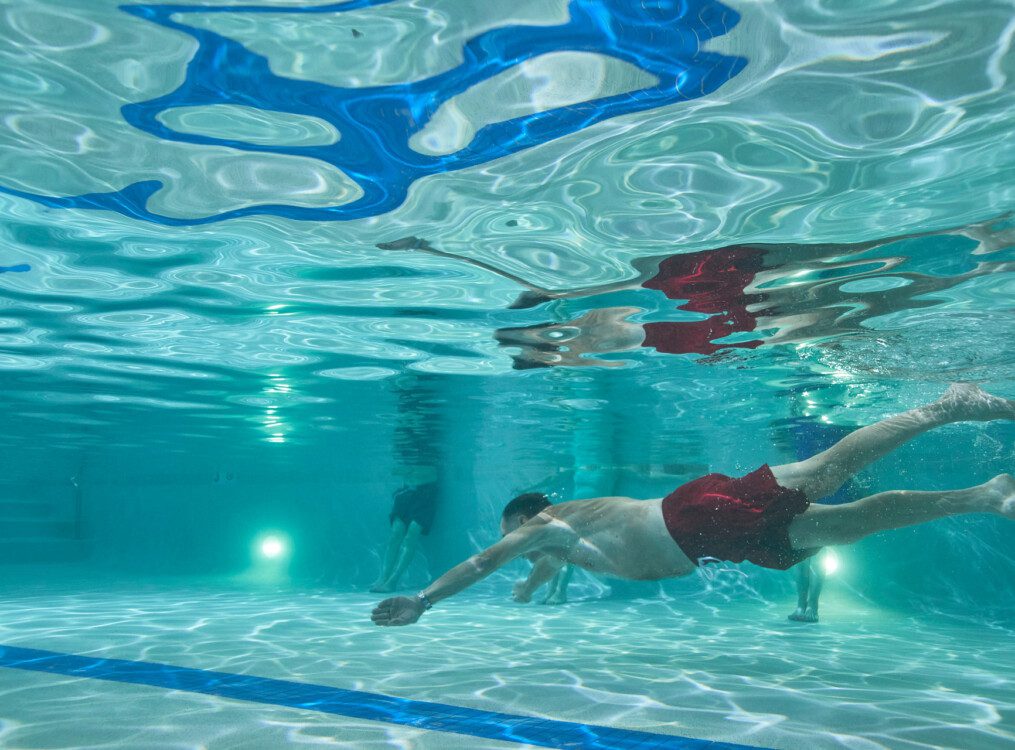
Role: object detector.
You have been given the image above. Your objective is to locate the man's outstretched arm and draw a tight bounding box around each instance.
[370,516,561,626]
[376,236,643,308]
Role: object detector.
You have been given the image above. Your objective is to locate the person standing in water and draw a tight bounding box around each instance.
[788,556,827,623]
[785,420,858,623]
[372,384,1015,626]
[370,373,443,593]
[370,465,440,593]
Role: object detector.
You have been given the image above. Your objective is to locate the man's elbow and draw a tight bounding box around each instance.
[470,553,498,576]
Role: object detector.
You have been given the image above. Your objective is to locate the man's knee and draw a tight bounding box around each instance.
[794,458,848,501]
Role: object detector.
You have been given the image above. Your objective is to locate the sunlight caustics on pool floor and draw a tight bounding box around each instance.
[0,644,756,750]
[0,578,1012,750]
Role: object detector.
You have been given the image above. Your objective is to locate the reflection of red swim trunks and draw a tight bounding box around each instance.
[641,319,763,356]
[661,465,818,570]
[641,245,765,355]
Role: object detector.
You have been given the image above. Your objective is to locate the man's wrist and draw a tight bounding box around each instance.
[416,591,433,611]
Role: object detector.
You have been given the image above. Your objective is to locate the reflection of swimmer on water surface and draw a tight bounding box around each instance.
[498,245,765,367]
[378,215,1014,367]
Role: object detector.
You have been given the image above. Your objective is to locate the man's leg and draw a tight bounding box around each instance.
[788,474,1015,550]
[771,384,1015,501]
[370,518,408,593]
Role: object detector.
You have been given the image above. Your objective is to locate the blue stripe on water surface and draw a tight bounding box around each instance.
[0,644,764,750]
[0,0,746,224]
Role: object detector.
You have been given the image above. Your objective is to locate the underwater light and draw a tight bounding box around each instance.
[821,549,840,576]
[260,536,285,559]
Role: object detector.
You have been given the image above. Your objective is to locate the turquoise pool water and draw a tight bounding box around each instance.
[1,1,1013,748]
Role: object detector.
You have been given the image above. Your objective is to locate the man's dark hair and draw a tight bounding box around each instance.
[501,492,551,520]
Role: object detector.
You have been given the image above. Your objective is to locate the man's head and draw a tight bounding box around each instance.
[500,492,551,536]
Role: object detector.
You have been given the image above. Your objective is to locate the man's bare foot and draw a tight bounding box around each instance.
[788,607,819,623]
[935,383,1015,422]
[983,473,1015,518]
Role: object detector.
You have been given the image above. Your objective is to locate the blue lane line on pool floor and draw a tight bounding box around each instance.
[0,644,764,750]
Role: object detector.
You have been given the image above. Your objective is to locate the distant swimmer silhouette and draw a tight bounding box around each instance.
[372,384,1015,626]
[370,473,440,593]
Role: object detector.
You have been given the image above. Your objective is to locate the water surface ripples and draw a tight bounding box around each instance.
[0,0,1013,452]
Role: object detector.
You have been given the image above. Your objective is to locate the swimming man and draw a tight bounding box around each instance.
[372,384,1015,626]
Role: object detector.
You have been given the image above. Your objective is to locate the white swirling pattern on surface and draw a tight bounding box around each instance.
[0,2,1012,457]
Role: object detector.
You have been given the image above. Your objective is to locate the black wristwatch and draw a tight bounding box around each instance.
[416,592,433,611]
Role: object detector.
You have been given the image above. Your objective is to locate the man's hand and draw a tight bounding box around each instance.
[512,580,532,603]
[371,596,425,626]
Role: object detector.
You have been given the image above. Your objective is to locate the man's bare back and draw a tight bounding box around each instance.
[533,498,696,580]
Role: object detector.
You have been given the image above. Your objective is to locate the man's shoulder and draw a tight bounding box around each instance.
[548,496,638,518]
[561,495,638,505]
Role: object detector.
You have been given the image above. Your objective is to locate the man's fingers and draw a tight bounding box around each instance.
[371,596,419,627]
[371,598,406,626]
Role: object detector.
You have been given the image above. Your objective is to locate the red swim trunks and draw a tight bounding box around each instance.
[641,245,766,355]
[661,465,818,570]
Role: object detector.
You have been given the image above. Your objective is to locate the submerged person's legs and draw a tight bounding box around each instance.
[385,520,424,590]
[370,518,409,593]
[788,558,825,623]
[771,384,1015,501]
[788,474,1015,550]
